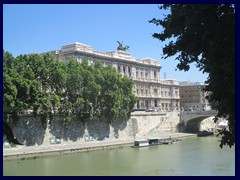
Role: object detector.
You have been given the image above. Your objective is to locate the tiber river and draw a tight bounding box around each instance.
[3,136,235,176]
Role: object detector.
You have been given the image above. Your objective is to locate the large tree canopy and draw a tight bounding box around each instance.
[150,4,235,148]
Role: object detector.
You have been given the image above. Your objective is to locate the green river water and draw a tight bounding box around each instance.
[3,136,235,176]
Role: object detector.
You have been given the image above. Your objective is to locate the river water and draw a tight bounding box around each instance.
[3,136,235,176]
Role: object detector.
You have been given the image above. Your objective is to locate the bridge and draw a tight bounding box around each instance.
[180,110,218,132]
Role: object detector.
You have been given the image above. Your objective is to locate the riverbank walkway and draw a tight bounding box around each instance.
[3,133,196,160]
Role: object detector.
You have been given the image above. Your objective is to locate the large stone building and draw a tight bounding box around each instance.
[41,42,180,111]
[179,81,211,111]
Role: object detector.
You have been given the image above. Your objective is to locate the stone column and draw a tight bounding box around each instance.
[125,65,128,76]
[120,64,123,76]
[149,85,153,97]
[156,72,160,81]
[151,69,154,80]
[112,62,118,70]
[131,67,135,79]
[143,69,145,80]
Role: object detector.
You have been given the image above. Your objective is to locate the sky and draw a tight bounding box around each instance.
[3,4,209,83]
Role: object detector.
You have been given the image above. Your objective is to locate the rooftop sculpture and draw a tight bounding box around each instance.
[117,41,130,51]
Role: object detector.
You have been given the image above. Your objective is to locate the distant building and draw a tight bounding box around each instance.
[39,42,180,111]
[179,81,211,111]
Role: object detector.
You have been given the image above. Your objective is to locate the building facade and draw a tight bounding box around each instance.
[179,81,211,111]
[41,42,180,111]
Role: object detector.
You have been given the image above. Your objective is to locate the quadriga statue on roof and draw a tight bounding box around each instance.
[117,41,130,51]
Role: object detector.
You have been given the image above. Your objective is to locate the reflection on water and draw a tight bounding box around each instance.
[3,136,235,176]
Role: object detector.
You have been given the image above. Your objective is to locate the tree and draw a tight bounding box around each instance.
[92,63,136,124]
[149,4,235,148]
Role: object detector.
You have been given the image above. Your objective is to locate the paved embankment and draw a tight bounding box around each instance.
[3,133,196,161]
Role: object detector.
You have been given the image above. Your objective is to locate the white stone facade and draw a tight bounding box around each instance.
[42,42,180,111]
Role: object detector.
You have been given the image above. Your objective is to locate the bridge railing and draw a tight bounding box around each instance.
[180,110,218,115]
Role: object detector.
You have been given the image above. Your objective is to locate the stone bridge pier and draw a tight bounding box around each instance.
[180,110,218,132]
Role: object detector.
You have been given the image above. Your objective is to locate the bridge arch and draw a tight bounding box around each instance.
[180,111,217,132]
[186,116,215,133]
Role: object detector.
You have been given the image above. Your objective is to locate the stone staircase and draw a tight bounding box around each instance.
[146,111,179,135]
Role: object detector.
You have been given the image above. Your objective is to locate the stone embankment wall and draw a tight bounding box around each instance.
[8,111,180,146]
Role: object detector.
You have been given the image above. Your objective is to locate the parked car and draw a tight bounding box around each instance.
[132,109,146,112]
[146,109,155,112]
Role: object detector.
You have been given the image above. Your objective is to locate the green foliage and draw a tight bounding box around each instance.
[4,52,136,130]
[150,4,235,148]
[96,65,137,123]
